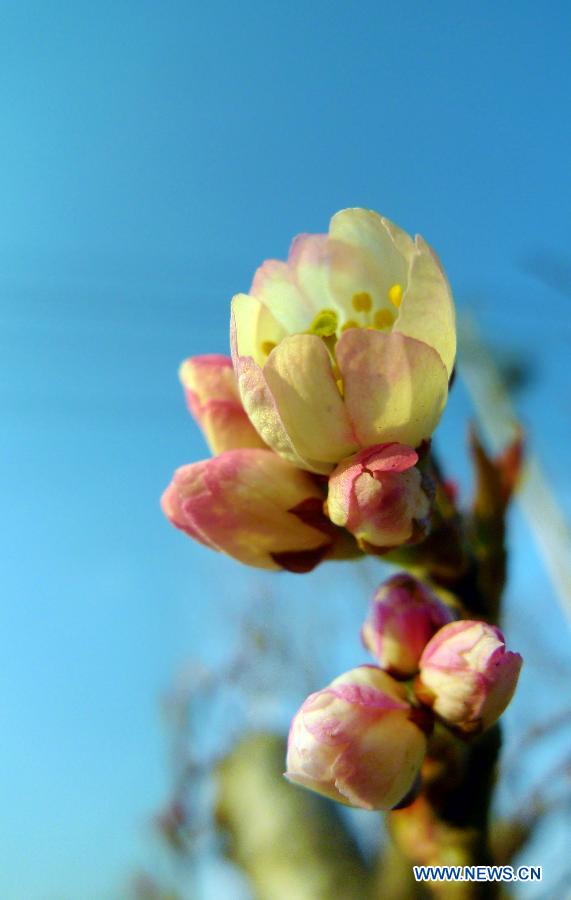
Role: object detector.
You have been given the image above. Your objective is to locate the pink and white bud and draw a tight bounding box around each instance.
[161,448,334,572]
[326,443,432,550]
[415,620,523,735]
[285,665,429,810]
[362,574,457,679]
[179,354,266,454]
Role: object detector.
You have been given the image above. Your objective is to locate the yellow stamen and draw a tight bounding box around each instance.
[352,291,373,312]
[308,308,338,337]
[336,377,344,397]
[261,340,277,356]
[388,283,403,308]
[341,319,359,331]
[373,308,395,329]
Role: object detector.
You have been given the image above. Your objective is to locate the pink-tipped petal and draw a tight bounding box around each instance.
[416,620,523,734]
[288,233,343,316]
[361,574,456,678]
[334,711,426,810]
[250,258,311,334]
[161,449,333,570]
[179,354,266,454]
[160,466,220,550]
[337,329,448,449]
[285,665,428,811]
[327,444,431,549]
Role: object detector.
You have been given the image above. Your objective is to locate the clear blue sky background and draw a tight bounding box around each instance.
[2,2,571,897]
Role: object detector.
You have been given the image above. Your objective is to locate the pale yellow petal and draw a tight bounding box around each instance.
[331,208,414,260]
[288,233,345,317]
[263,334,359,467]
[336,329,448,448]
[328,209,413,321]
[232,351,319,471]
[231,293,285,367]
[250,258,310,334]
[395,236,456,376]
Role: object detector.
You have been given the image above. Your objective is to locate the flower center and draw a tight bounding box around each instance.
[343,284,403,333]
[305,284,404,344]
[259,284,403,357]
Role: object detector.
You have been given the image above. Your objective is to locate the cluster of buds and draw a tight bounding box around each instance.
[162,208,454,569]
[285,574,522,810]
[161,208,523,815]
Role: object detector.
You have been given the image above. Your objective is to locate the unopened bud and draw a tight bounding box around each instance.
[285,665,428,810]
[415,620,522,734]
[327,444,432,551]
[161,448,333,572]
[362,574,456,678]
[179,354,265,454]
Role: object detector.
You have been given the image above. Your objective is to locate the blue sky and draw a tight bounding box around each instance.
[1,2,570,897]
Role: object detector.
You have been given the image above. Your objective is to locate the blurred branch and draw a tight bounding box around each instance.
[458,315,571,626]
[215,733,371,900]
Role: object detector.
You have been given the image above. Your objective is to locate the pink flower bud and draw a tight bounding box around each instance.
[285,665,429,810]
[161,448,334,572]
[362,574,457,679]
[415,621,523,734]
[326,443,432,550]
[179,354,266,454]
